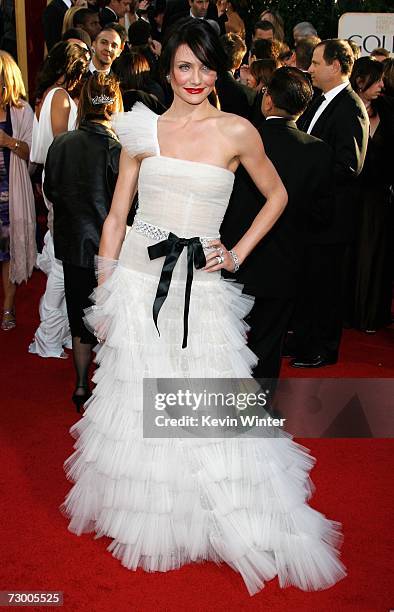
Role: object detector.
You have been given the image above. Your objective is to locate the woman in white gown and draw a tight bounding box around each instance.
[29,42,89,359]
[62,20,346,595]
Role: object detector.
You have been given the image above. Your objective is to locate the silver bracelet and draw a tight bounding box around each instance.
[229,249,240,273]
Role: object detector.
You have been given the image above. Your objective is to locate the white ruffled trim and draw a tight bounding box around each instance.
[111,102,160,159]
[62,264,346,596]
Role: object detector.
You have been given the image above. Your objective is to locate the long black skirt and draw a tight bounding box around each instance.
[63,262,97,344]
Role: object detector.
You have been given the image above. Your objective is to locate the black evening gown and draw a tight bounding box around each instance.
[352,96,394,331]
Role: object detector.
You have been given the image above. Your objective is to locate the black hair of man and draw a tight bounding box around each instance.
[266,66,313,117]
[128,19,151,47]
[253,20,275,36]
[74,8,96,27]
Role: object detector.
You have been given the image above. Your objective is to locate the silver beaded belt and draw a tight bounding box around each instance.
[134,218,219,248]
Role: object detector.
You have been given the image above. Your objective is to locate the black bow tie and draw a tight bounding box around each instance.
[148,233,207,349]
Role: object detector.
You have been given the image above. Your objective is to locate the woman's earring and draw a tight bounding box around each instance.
[166,74,171,82]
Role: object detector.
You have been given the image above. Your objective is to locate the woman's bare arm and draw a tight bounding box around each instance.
[232,118,287,264]
[99,149,140,261]
[50,89,72,136]
[0,129,29,161]
[206,117,287,272]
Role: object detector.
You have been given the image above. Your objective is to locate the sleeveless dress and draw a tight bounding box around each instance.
[29,88,77,358]
[62,103,346,595]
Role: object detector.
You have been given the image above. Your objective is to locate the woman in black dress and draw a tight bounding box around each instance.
[350,57,394,332]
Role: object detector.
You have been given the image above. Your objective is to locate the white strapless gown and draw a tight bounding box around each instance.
[62,104,346,595]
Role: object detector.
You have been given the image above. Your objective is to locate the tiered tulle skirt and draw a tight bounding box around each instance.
[62,263,346,595]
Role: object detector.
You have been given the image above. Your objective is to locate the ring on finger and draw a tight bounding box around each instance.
[216,255,224,264]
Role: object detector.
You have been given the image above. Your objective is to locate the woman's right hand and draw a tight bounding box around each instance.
[203,240,239,274]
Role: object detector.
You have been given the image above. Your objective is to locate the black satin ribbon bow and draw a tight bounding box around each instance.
[148,232,207,349]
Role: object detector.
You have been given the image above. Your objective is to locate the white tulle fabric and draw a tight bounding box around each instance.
[62,103,346,595]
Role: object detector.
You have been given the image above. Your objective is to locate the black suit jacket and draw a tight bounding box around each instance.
[216,72,257,120]
[44,121,121,269]
[298,84,369,244]
[42,0,67,51]
[220,118,334,298]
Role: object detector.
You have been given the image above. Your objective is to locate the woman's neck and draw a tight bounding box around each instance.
[166,96,214,121]
[360,93,371,109]
[361,97,376,117]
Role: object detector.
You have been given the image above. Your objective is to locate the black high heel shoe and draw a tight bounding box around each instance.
[72,386,92,413]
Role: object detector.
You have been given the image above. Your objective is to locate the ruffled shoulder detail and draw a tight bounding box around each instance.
[111,102,160,159]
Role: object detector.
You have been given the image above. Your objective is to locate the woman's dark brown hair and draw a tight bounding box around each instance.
[112,51,151,92]
[160,17,227,80]
[76,72,123,125]
[250,58,279,89]
[350,56,384,95]
[35,41,89,101]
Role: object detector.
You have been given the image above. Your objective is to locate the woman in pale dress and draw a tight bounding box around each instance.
[29,41,89,359]
[0,51,36,330]
[63,20,345,595]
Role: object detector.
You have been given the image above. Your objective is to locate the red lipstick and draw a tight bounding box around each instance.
[184,88,204,94]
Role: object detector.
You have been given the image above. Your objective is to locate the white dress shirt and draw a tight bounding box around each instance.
[63,0,72,8]
[89,59,111,75]
[307,81,349,134]
[190,10,204,19]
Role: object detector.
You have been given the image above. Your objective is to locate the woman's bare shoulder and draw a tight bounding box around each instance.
[51,88,72,108]
[215,111,260,143]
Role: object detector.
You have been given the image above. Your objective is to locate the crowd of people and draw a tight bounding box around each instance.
[1,1,393,387]
[1,1,393,596]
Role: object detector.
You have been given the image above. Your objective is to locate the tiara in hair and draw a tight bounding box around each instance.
[92,94,115,106]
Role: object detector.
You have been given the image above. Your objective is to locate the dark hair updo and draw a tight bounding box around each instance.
[35,41,89,100]
[160,18,227,80]
[76,72,122,125]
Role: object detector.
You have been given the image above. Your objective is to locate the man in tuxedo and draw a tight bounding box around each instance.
[89,26,122,73]
[216,33,256,119]
[220,67,333,380]
[42,0,69,51]
[100,0,130,27]
[290,39,369,368]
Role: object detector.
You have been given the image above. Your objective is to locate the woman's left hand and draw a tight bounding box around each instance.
[0,128,12,148]
[203,240,237,273]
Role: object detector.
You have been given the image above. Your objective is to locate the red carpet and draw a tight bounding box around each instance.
[1,270,393,611]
